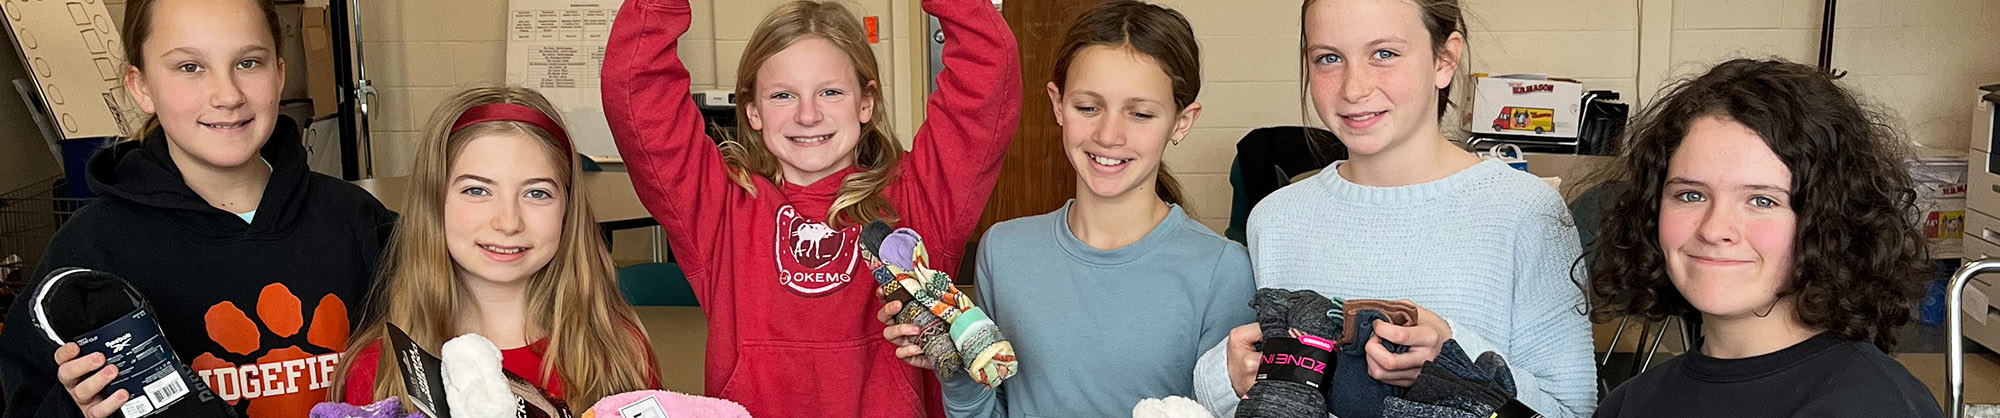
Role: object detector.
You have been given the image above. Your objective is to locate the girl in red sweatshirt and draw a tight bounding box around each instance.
[601,0,1019,416]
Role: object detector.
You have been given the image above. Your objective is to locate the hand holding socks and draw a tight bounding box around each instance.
[27,267,237,418]
[1381,340,1536,418]
[858,222,1018,388]
[1326,299,1420,418]
[1235,288,1343,418]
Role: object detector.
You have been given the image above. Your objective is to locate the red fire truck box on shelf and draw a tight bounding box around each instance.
[1467,74,1584,139]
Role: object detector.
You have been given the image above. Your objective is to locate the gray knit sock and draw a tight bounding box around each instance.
[1236,289,1343,418]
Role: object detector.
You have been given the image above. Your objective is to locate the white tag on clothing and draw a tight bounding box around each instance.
[618,395,669,418]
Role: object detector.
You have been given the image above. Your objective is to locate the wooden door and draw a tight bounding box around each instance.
[973,0,1105,239]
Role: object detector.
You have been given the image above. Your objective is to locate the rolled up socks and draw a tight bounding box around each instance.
[1327,300,1420,418]
[949,307,1017,385]
[587,390,750,418]
[1383,340,1523,418]
[862,224,1017,387]
[1236,288,1343,418]
[30,268,235,418]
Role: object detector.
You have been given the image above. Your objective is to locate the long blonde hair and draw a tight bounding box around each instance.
[723,1,901,228]
[330,86,656,407]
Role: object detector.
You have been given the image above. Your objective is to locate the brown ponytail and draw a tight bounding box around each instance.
[1155,163,1189,213]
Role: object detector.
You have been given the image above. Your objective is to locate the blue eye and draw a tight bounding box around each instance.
[1373,50,1398,60]
[770,92,795,100]
[1674,191,1704,203]
[1315,54,1341,65]
[463,187,490,197]
[526,189,553,200]
[237,59,260,70]
[1750,196,1779,208]
[819,89,844,97]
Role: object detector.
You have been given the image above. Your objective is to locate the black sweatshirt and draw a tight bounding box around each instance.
[1595,332,1944,418]
[0,117,395,418]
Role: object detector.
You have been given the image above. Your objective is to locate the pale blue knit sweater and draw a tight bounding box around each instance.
[1192,159,1598,418]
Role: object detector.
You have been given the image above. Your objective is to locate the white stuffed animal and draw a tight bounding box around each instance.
[1133,396,1214,418]
[441,334,516,418]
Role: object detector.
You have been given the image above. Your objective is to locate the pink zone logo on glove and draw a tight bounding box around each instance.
[1262,334,1335,374]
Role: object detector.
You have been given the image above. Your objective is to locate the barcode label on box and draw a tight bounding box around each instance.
[119,396,156,417]
[143,371,188,408]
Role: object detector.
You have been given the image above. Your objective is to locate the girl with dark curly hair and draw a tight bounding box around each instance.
[1588,58,1943,418]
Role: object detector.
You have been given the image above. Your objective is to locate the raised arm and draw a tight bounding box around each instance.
[891,0,1021,275]
[602,0,734,284]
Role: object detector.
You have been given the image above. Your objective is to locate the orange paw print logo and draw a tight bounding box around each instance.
[187,283,350,417]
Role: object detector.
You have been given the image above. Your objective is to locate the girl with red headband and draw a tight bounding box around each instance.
[329,86,660,408]
[601,0,1018,415]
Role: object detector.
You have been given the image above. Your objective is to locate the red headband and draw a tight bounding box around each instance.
[450,103,572,151]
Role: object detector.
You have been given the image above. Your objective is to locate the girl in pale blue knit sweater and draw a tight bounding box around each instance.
[1191,0,1596,417]
[877,3,1255,417]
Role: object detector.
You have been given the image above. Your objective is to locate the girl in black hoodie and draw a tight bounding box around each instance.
[0,0,394,417]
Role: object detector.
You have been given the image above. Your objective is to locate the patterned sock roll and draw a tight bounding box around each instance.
[870,226,1018,388]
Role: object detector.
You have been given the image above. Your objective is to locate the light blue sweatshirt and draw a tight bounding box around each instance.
[1193,159,1598,418]
[942,201,1256,417]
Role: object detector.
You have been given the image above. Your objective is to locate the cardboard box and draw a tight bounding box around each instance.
[1467,74,1584,139]
[2,0,143,139]
[302,7,339,118]
[1913,157,1970,259]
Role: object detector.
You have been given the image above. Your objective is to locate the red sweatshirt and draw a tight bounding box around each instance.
[601,0,1019,416]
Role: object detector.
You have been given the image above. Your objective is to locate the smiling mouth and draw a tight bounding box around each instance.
[1341,111,1385,122]
[480,244,528,254]
[1689,254,1751,265]
[1086,152,1132,167]
[200,119,252,130]
[788,134,833,144]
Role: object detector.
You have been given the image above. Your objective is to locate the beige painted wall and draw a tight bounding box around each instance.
[346,0,1997,234]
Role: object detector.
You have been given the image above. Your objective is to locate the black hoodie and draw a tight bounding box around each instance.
[0,117,395,418]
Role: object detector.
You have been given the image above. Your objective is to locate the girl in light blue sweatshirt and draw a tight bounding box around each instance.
[876,2,1253,417]
[1192,0,1596,417]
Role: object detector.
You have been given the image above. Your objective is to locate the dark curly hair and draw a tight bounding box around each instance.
[1584,58,1931,351]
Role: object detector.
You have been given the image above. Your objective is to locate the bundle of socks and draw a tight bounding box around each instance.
[581,390,750,418]
[27,268,237,418]
[310,398,427,418]
[1380,340,1527,418]
[1324,299,1422,418]
[1235,288,1343,418]
[1133,396,1214,418]
[857,222,1018,388]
